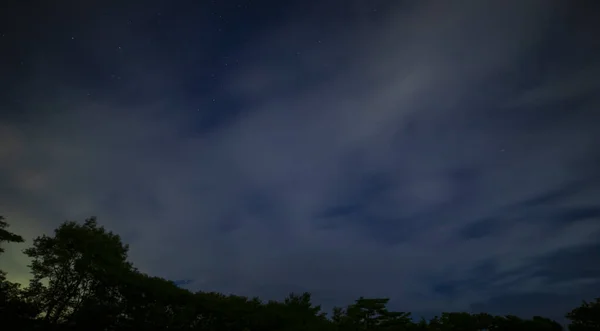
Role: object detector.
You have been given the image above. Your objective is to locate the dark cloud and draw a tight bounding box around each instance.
[458,218,500,241]
[531,244,600,284]
[1,0,599,321]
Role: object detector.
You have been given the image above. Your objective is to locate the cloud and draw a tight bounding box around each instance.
[1,0,599,320]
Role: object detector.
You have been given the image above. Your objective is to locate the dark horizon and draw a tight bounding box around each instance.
[1,0,600,323]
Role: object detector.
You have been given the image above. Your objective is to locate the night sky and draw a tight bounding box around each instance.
[1,0,600,322]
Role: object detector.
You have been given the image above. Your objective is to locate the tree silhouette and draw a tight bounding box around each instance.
[567,298,600,331]
[0,216,24,255]
[23,217,132,325]
[0,216,595,330]
[0,216,39,330]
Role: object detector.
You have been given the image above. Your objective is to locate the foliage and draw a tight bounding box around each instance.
[0,216,39,329]
[567,298,600,331]
[0,216,597,330]
[0,215,24,254]
[22,217,132,325]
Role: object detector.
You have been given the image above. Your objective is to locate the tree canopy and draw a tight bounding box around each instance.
[0,215,24,255]
[0,216,597,330]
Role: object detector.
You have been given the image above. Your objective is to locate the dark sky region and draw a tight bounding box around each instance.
[1,0,600,323]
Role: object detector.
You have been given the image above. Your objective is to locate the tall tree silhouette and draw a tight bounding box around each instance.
[23,217,132,325]
[0,216,38,329]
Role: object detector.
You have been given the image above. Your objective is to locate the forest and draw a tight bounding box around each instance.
[0,216,598,330]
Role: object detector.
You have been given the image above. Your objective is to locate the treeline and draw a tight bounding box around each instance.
[0,216,598,330]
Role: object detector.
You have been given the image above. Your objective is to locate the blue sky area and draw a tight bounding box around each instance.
[1,0,599,323]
